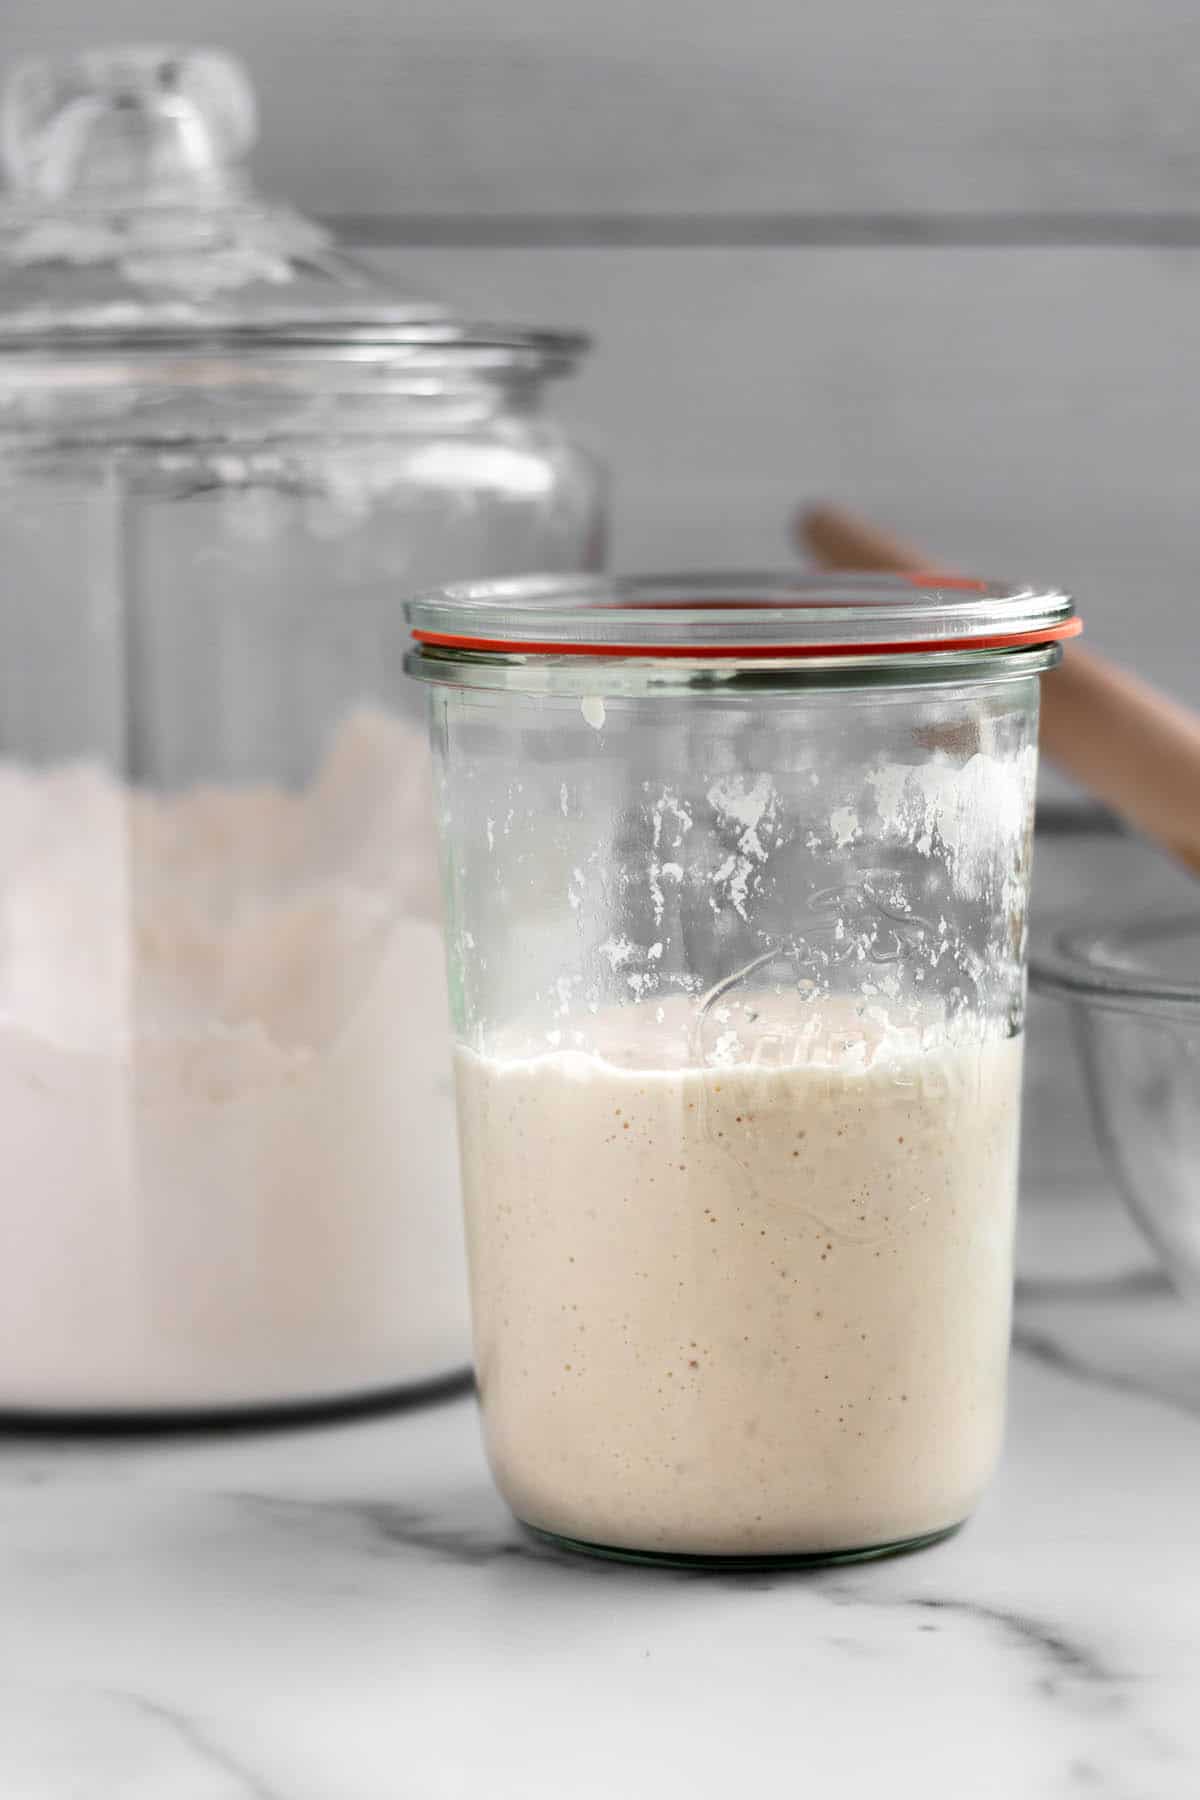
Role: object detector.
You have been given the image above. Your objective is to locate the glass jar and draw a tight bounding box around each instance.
[408,572,1079,1567]
[0,47,603,1418]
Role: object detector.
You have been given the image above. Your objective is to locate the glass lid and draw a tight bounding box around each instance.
[406,572,1080,659]
[0,43,585,373]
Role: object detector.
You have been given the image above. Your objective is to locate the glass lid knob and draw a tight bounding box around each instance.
[2,45,256,205]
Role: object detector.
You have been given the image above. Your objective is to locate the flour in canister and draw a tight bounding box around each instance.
[0,708,469,1410]
[456,993,1021,1556]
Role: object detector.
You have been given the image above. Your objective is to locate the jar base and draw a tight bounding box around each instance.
[523,1518,965,1571]
[0,1365,474,1436]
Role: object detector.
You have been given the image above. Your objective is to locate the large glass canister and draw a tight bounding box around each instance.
[407,573,1079,1567]
[0,46,603,1417]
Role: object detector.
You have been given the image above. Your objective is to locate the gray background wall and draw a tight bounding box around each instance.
[3,1,1199,714]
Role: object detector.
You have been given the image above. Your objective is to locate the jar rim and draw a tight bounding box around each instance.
[1031,916,1200,1019]
[406,571,1077,661]
[0,318,589,380]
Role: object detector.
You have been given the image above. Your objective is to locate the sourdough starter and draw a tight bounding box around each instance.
[456,998,1022,1556]
[0,708,469,1411]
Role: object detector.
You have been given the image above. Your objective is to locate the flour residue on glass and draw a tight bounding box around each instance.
[865,747,1037,902]
[706,772,779,921]
[547,742,1034,1043]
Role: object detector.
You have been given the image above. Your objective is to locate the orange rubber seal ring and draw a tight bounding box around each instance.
[411,617,1082,660]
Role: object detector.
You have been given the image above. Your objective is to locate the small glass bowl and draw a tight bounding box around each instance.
[1032,917,1200,1298]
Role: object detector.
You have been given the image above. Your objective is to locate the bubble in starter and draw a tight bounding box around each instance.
[580,696,606,731]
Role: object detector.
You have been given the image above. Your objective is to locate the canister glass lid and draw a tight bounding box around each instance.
[0,43,585,374]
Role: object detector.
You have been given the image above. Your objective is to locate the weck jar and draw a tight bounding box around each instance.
[0,45,603,1418]
[407,571,1080,1567]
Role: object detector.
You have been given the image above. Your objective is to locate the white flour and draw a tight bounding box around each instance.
[0,708,470,1411]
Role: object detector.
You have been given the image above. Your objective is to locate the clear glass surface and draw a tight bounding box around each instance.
[0,378,601,1417]
[414,622,1044,1565]
[0,42,603,1418]
[1034,919,1200,1301]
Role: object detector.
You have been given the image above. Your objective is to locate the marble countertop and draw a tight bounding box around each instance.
[3,832,1199,1799]
[1,1179,1197,1800]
